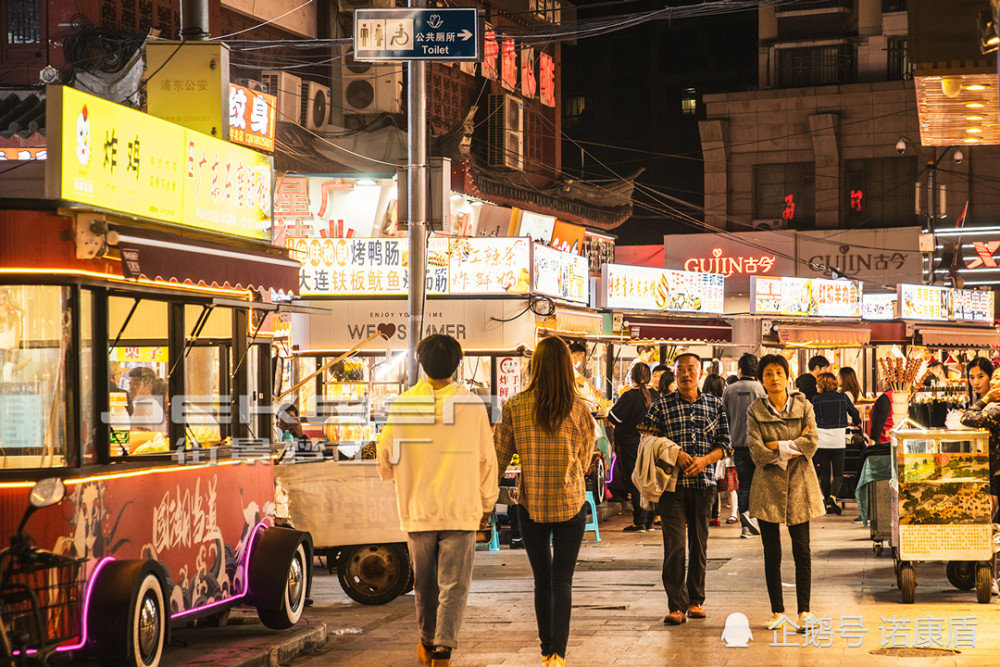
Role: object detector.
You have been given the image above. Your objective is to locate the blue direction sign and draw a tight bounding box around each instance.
[353,7,480,62]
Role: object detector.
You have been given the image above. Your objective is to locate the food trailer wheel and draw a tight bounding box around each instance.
[899,564,916,604]
[89,561,168,667]
[946,561,976,591]
[337,543,410,605]
[587,457,606,505]
[873,541,883,557]
[257,542,308,629]
[975,563,992,604]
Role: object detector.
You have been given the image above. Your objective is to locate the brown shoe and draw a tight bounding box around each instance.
[687,604,707,619]
[663,610,687,625]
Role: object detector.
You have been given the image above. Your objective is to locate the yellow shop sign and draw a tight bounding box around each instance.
[45,85,272,241]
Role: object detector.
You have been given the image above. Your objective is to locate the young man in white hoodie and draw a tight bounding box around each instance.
[376,334,498,667]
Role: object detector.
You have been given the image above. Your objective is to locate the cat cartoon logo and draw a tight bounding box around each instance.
[75,105,91,166]
[721,612,753,647]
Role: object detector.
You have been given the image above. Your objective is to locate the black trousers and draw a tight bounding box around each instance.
[619,450,653,528]
[733,448,755,515]
[758,520,811,614]
[518,503,586,659]
[657,485,712,612]
[814,449,846,500]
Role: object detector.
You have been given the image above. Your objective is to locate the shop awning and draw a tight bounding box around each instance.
[625,317,731,343]
[117,232,300,295]
[539,309,605,336]
[918,326,1000,348]
[775,324,870,347]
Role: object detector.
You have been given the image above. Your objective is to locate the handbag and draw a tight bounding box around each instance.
[717,465,739,492]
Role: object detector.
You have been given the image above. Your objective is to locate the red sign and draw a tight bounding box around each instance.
[539,53,555,108]
[520,47,537,99]
[967,241,1000,269]
[228,84,276,153]
[501,39,517,90]
[551,220,585,255]
[783,194,795,220]
[482,26,498,80]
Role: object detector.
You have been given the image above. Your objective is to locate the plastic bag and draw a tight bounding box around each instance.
[945,409,972,431]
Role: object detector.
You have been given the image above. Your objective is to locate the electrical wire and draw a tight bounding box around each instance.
[211,0,318,41]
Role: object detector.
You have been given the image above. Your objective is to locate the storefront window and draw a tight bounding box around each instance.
[181,305,232,448]
[0,285,71,469]
[108,297,169,456]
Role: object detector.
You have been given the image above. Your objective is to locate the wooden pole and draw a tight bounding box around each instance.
[274,331,388,403]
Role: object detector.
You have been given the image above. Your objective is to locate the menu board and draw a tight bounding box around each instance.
[291,237,449,297]
[602,264,724,314]
[952,288,995,323]
[862,293,897,321]
[449,238,531,295]
[533,243,589,304]
[517,211,556,244]
[751,276,862,318]
[898,284,995,323]
[898,284,949,321]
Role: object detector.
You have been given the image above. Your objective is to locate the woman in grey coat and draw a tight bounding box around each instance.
[747,354,826,632]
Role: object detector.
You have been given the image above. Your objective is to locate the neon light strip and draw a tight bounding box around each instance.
[0,268,251,298]
[0,456,276,490]
[11,556,115,656]
[170,521,267,619]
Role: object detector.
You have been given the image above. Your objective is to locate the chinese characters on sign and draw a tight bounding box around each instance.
[51,86,273,240]
[292,237,535,298]
[751,276,863,318]
[533,244,589,305]
[273,175,387,245]
[496,356,521,410]
[683,248,777,278]
[228,84,276,152]
[601,264,725,314]
[898,284,995,323]
[862,293,897,321]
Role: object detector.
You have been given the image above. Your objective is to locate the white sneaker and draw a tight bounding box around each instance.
[740,511,760,535]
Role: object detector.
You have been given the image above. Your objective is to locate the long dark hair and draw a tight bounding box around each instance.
[838,366,862,402]
[526,337,577,431]
[702,373,725,398]
[631,363,652,409]
[967,357,995,403]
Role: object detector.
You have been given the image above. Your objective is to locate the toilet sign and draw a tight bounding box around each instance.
[352,7,481,62]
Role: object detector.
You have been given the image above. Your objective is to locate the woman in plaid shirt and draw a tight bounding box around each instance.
[495,336,597,667]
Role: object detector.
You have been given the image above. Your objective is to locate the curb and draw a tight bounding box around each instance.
[232,621,328,667]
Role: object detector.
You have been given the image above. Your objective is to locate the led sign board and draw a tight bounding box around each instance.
[751,276,862,318]
[601,264,724,314]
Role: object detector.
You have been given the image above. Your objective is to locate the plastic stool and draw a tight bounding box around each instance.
[584,491,601,541]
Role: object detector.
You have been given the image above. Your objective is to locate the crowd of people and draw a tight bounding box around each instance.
[373,334,1000,667]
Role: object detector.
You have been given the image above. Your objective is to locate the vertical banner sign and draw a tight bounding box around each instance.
[497,356,521,410]
[539,52,556,108]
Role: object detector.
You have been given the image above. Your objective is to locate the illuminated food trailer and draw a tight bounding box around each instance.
[0,86,310,667]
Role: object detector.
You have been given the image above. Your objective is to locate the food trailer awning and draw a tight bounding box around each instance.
[775,324,870,347]
[117,232,300,295]
[918,327,1000,348]
[625,317,731,343]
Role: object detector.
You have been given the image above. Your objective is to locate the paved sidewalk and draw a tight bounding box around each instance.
[294,503,1000,666]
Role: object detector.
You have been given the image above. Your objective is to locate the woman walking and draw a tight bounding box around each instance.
[810,372,861,515]
[495,337,596,667]
[608,363,659,531]
[747,354,825,630]
[837,367,862,404]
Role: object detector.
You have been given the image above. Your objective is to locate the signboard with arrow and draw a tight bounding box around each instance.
[353,7,481,62]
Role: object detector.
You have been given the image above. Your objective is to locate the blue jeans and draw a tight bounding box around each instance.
[517,503,586,659]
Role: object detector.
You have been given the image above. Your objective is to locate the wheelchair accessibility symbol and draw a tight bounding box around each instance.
[390,22,410,47]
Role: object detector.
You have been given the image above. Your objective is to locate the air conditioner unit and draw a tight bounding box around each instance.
[488,93,524,171]
[301,81,331,130]
[752,218,788,231]
[341,51,403,114]
[261,71,302,124]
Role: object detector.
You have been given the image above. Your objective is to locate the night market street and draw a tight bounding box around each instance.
[160,503,1000,667]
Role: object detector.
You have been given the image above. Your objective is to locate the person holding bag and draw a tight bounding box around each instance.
[608,363,659,531]
[747,354,825,631]
[495,336,596,667]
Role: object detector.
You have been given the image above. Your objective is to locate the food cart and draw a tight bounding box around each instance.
[0,84,312,667]
[275,237,610,595]
[890,428,994,603]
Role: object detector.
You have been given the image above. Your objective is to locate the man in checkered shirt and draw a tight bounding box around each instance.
[639,353,731,627]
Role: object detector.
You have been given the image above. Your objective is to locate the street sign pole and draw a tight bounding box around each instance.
[406,0,427,388]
